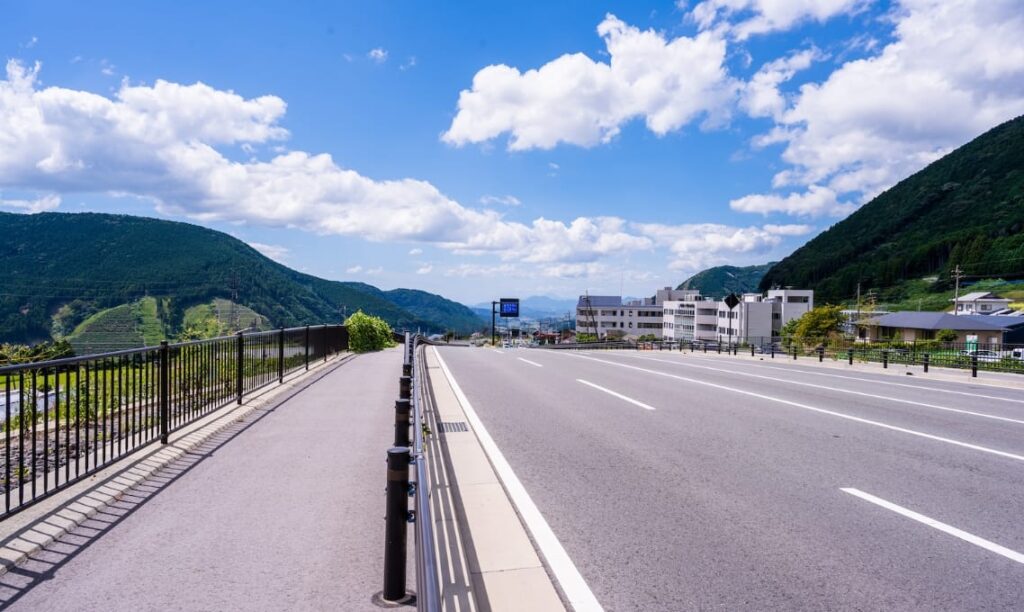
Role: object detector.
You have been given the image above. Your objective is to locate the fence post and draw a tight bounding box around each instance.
[717,343,721,354]
[399,376,411,401]
[818,347,824,362]
[771,345,775,359]
[159,341,169,444]
[848,348,854,366]
[792,346,797,360]
[394,399,411,447]
[971,354,978,378]
[750,344,755,357]
[278,328,285,384]
[882,350,888,369]
[923,353,930,373]
[382,446,411,603]
[236,331,244,404]
[305,325,310,371]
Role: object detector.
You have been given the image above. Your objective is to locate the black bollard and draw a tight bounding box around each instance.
[382,447,411,602]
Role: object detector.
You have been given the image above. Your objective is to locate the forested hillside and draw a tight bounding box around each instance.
[0,212,484,343]
[760,115,1024,303]
[677,263,774,297]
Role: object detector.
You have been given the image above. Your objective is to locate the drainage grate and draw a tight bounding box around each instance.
[438,421,469,433]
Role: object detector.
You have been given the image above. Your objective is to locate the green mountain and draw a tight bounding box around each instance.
[676,263,775,297]
[379,289,486,334]
[0,212,484,344]
[760,115,1024,303]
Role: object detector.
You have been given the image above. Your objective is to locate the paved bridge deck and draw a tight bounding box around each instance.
[0,349,402,611]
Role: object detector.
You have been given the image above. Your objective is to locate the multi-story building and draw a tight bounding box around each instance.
[576,288,694,340]
[663,288,814,344]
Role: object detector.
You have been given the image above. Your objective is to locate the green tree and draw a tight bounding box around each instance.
[789,305,845,340]
[935,328,958,342]
[344,310,395,352]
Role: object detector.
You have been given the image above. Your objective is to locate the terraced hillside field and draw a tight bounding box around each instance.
[67,297,166,355]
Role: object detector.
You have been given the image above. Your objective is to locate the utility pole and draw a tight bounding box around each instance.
[952,265,963,316]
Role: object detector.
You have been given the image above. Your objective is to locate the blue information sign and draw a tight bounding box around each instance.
[499,298,520,318]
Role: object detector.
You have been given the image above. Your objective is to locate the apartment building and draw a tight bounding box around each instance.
[576,288,695,340]
[663,288,814,344]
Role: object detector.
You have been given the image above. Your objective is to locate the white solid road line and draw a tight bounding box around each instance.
[567,352,1024,463]
[576,379,655,411]
[517,357,543,368]
[631,355,1024,426]
[433,349,604,612]
[678,352,1024,405]
[842,488,1024,565]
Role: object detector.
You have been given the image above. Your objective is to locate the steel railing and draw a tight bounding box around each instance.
[0,324,349,520]
[412,334,441,611]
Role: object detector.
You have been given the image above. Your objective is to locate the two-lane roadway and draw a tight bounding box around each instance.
[433,345,1024,611]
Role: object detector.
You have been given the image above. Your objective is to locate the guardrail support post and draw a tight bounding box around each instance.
[399,376,411,401]
[882,350,888,369]
[923,353,929,373]
[792,347,797,360]
[394,399,411,447]
[304,325,310,371]
[770,345,775,359]
[278,328,285,384]
[383,446,411,602]
[159,341,169,444]
[848,348,854,366]
[750,345,755,357]
[971,354,978,378]
[818,347,824,362]
[236,331,244,404]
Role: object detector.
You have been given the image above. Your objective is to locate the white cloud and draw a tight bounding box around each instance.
[479,194,521,206]
[408,248,423,256]
[368,48,388,63]
[442,14,736,150]
[444,263,519,278]
[730,185,855,217]
[0,193,60,213]
[365,266,384,275]
[548,162,559,170]
[740,47,821,120]
[345,265,363,274]
[25,37,38,49]
[400,56,417,71]
[691,0,870,40]
[416,264,433,274]
[248,241,289,262]
[634,221,814,271]
[0,60,810,277]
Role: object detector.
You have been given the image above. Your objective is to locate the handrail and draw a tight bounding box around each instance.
[411,335,441,612]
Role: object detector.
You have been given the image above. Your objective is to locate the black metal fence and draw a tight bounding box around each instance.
[0,324,348,520]
[540,336,1024,376]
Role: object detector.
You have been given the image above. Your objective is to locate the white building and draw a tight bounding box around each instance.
[950,292,1013,315]
[576,288,695,340]
[663,288,814,344]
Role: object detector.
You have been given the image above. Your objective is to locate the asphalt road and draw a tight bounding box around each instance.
[2,349,403,611]
[435,346,1024,611]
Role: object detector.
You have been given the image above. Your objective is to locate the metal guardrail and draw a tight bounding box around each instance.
[538,336,1024,377]
[0,324,348,520]
[412,335,441,611]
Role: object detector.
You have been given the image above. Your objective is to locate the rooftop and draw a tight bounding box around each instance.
[857,311,1024,331]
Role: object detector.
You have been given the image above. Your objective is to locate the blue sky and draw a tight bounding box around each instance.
[2,1,1023,304]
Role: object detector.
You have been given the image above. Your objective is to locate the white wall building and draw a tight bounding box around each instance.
[950,292,1013,315]
[663,288,814,344]
[576,288,695,340]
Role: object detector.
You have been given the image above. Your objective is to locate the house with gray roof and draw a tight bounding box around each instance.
[950,291,1012,315]
[857,312,1024,345]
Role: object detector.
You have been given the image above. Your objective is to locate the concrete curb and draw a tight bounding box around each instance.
[425,347,566,612]
[0,352,356,577]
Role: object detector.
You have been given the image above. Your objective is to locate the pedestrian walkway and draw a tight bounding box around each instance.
[0,348,402,611]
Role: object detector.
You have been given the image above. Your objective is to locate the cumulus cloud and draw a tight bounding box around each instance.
[367,48,388,63]
[442,14,736,150]
[740,47,821,120]
[248,241,289,262]
[0,60,809,277]
[634,222,814,270]
[444,263,519,278]
[733,0,1024,217]
[691,0,870,40]
[0,193,60,213]
[416,264,433,275]
[408,248,423,256]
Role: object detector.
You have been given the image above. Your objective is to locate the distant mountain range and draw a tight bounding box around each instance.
[0,212,485,345]
[676,263,775,298]
[472,296,578,321]
[760,114,1024,303]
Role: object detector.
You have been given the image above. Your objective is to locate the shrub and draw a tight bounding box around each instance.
[935,329,958,342]
[344,311,396,353]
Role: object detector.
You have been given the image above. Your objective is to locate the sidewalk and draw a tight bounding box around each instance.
[0,348,403,611]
